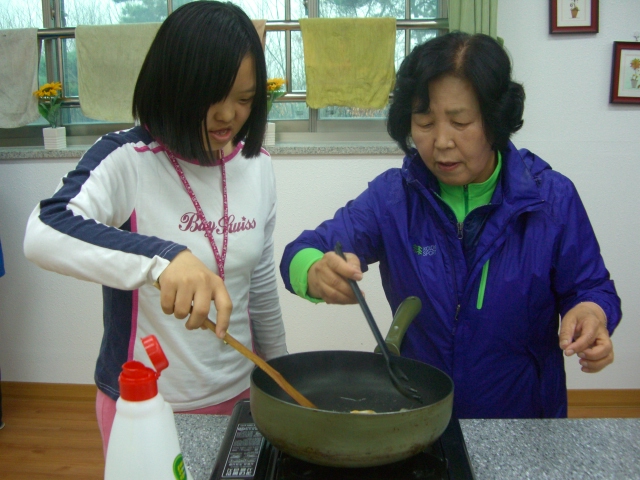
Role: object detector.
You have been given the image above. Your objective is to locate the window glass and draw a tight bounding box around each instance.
[61,0,130,26]
[0,0,43,28]
[410,28,437,50]
[266,31,286,80]
[411,0,439,19]
[177,0,286,21]
[319,0,403,18]
[270,29,309,121]
[291,0,308,20]
[289,30,306,92]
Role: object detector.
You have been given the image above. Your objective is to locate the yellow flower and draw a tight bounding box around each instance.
[33,82,62,99]
[267,78,286,93]
[266,78,286,116]
[631,58,640,71]
[33,81,64,128]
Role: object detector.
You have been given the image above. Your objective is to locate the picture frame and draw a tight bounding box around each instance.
[549,0,599,34]
[610,42,640,105]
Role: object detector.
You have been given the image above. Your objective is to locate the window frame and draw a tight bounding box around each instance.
[0,0,448,146]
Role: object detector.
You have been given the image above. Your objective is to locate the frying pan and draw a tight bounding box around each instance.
[250,297,454,468]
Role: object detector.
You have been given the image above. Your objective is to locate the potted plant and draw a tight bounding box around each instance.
[265,78,286,146]
[631,58,640,89]
[33,81,66,149]
[569,1,579,18]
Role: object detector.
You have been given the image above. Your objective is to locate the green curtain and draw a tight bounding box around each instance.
[448,0,499,38]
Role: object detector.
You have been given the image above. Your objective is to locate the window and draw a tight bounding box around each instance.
[0,0,448,144]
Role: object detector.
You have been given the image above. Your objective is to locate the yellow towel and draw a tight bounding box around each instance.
[299,18,396,110]
[0,28,40,128]
[76,23,161,122]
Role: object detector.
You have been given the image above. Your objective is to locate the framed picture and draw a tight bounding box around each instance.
[610,42,640,104]
[550,0,599,34]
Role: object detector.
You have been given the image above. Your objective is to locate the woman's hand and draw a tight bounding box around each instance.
[307,251,363,304]
[157,250,232,338]
[559,302,614,373]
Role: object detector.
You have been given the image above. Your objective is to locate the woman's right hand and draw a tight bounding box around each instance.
[307,251,363,304]
[157,250,232,338]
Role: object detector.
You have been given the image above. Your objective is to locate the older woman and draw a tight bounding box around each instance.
[280,32,621,418]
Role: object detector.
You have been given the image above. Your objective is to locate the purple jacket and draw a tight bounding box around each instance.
[280,142,621,418]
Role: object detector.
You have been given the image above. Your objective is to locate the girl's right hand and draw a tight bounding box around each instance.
[307,251,363,304]
[156,250,232,338]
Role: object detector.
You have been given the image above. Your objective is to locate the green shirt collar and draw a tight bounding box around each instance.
[438,151,502,223]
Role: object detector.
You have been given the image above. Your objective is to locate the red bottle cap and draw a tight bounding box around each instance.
[118,335,169,401]
[142,334,169,374]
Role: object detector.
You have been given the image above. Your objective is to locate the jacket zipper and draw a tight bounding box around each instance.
[453,304,461,334]
[458,184,490,310]
[457,185,469,240]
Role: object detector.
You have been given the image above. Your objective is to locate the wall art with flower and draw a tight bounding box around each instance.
[550,0,598,34]
[610,42,640,104]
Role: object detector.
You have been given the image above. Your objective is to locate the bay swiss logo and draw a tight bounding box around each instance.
[179,212,257,235]
[413,244,437,256]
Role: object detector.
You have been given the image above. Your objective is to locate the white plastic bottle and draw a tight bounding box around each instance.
[104,335,192,480]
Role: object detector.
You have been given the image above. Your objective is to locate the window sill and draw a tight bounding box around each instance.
[0,141,403,160]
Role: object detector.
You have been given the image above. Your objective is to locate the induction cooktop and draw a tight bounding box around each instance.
[210,399,475,480]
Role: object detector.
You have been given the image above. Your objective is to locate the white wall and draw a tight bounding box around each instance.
[1,1,638,390]
[497,1,640,389]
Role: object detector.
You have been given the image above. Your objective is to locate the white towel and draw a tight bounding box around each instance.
[252,20,266,48]
[76,20,268,122]
[0,28,40,128]
[76,23,161,122]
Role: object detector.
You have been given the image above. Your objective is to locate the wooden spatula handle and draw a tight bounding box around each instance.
[201,319,316,409]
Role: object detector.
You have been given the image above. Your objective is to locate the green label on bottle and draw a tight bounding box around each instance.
[173,453,187,480]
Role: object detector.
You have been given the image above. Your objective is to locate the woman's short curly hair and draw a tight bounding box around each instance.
[387,31,525,154]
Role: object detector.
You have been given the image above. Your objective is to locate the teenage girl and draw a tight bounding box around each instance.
[24,1,287,454]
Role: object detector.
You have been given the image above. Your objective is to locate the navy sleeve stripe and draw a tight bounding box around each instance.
[38,127,185,260]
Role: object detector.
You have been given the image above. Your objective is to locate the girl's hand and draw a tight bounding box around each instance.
[157,250,232,338]
[307,251,363,304]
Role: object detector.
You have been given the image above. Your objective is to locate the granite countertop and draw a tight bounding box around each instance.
[0,142,403,160]
[174,414,640,480]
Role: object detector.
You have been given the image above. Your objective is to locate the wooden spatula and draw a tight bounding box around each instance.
[152,282,316,409]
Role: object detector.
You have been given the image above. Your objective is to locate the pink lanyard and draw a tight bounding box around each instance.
[166,150,229,280]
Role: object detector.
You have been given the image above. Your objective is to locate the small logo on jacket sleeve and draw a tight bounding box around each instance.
[413,244,437,256]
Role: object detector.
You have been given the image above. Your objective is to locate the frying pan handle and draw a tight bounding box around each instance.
[334,242,394,364]
[381,296,422,355]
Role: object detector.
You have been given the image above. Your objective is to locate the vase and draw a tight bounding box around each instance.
[43,126,67,149]
[570,8,579,18]
[264,122,276,146]
[632,79,638,89]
